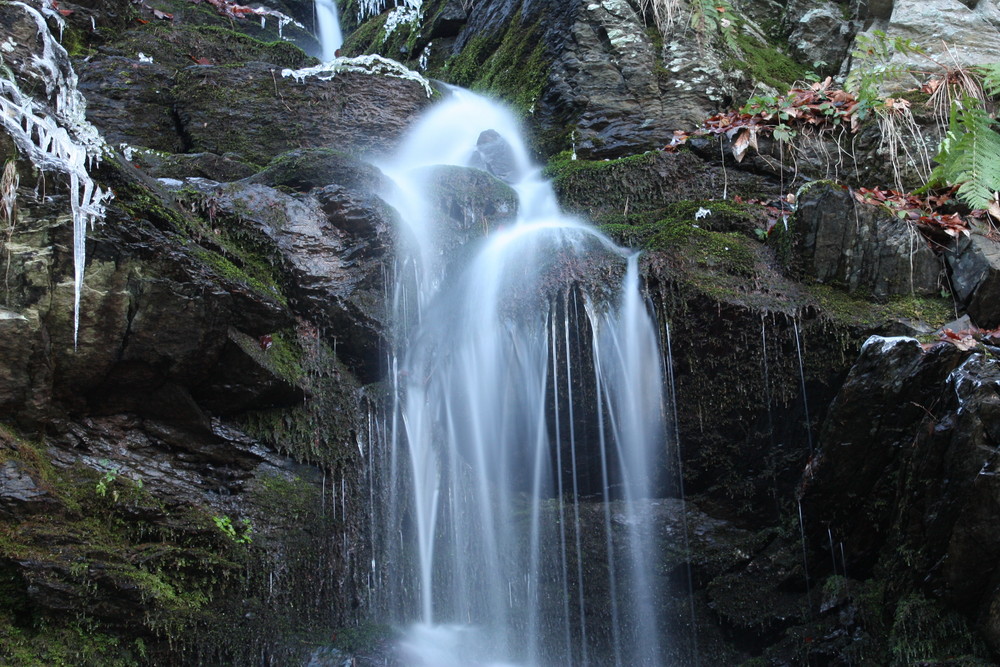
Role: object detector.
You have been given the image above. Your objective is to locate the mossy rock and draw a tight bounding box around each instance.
[547,150,781,221]
[432,10,549,117]
[249,147,385,193]
[723,31,809,94]
[104,23,314,69]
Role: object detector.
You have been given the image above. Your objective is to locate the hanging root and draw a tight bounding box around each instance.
[877,99,933,193]
[638,0,684,33]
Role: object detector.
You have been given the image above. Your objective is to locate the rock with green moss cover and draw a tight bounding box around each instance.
[345,0,812,159]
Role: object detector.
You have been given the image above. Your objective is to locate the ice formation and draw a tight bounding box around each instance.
[281,54,434,97]
[0,1,112,345]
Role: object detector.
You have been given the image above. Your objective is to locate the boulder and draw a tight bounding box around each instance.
[163,177,392,381]
[788,182,943,297]
[850,0,1000,89]
[469,129,519,183]
[801,335,1000,654]
[945,230,1000,328]
[786,0,858,76]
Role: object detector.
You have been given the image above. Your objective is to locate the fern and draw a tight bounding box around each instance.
[975,62,1000,99]
[931,100,1000,210]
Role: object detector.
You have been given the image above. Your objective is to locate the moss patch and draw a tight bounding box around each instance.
[434,11,549,116]
[724,31,808,93]
[101,16,313,69]
[0,428,245,664]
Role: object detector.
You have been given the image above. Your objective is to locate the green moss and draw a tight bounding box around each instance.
[192,247,287,306]
[109,22,313,69]
[341,12,390,56]
[436,11,550,116]
[889,592,989,666]
[0,426,247,662]
[252,474,319,523]
[544,150,662,183]
[0,616,145,667]
[724,32,808,93]
[600,198,763,252]
[804,284,952,329]
[332,621,393,653]
[241,333,362,469]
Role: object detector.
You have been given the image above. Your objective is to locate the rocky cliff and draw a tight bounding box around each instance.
[2,0,1000,664]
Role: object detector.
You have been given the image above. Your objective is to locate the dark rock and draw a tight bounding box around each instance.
[165,178,394,381]
[173,62,434,166]
[945,231,1000,328]
[0,460,56,519]
[789,182,943,297]
[415,164,519,253]
[552,150,780,222]
[249,147,386,193]
[785,0,858,76]
[428,0,468,39]
[801,335,1000,654]
[940,313,976,333]
[135,152,258,182]
[77,57,185,153]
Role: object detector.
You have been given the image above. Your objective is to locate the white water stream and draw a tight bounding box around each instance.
[314,0,343,61]
[377,88,671,666]
[307,10,673,663]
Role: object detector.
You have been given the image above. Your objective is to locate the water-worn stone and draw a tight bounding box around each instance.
[469,129,519,183]
[801,336,1000,655]
[789,182,942,297]
[945,230,1000,328]
[0,459,55,518]
[786,0,857,76]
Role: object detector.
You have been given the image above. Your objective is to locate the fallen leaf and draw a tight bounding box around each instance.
[153,8,173,19]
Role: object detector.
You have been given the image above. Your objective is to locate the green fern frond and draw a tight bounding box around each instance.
[975,63,1000,99]
[931,101,1000,209]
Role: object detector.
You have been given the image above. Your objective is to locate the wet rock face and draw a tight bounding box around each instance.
[469,129,519,183]
[785,0,857,77]
[170,172,394,382]
[946,232,1000,328]
[174,63,433,167]
[800,336,1000,653]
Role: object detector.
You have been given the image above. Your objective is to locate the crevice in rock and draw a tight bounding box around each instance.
[170,105,195,154]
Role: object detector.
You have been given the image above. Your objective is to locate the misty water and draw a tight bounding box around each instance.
[308,6,677,663]
[376,89,673,666]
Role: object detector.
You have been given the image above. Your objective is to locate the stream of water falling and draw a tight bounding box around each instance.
[314,0,343,61]
[374,88,671,666]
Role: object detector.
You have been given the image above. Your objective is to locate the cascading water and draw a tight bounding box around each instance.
[378,88,671,666]
[314,0,343,61]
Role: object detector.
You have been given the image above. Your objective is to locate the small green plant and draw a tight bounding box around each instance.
[846,30,927,120]
[213,515,254,544]
[689,0,738,50]
[95,464,119,501]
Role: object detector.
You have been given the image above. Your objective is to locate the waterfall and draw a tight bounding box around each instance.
[314,0,343,61]
[378,88,670,666]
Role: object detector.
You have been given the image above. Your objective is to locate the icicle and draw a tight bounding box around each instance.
[0,2,112,347]
[282,54,434,97]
